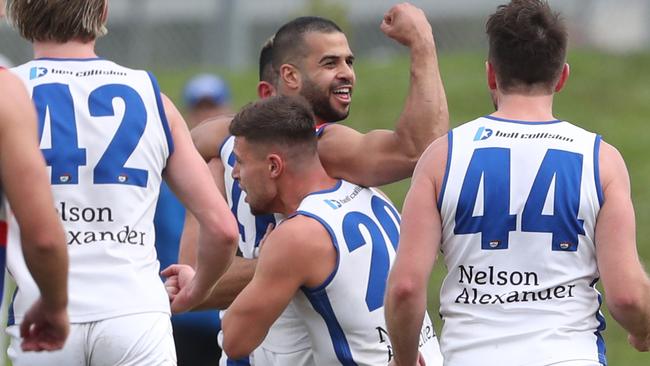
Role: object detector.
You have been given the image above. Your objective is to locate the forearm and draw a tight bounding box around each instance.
[178,211,199,267]
[196,256,257,310]
[385,281,427,366]
[396,37,448,158]
[192,224,238,297]
[21,221,68,310]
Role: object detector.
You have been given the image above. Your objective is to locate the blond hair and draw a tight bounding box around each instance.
[8,0,107,42]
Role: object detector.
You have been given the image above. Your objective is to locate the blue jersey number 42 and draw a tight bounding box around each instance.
[33,82,148,187]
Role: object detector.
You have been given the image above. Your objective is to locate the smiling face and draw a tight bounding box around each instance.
[231,137,277,216]
[297,31,355,123]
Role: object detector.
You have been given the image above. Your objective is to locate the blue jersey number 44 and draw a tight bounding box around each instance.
[454,147,585,251]
[33,82,148,187]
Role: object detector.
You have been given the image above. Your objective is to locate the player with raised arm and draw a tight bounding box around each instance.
[165,4,448,365]
[0,1,69,350]
[5,1,238,365]
[385,1,650,365]
[173,95,443,365]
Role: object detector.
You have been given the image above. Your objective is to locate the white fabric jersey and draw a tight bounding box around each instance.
[220,136,312,359]
[8,58,173,323]
[294,180,443,366]
[438,116,605,366]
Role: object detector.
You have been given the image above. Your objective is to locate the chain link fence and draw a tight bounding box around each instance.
[1,0,649,69]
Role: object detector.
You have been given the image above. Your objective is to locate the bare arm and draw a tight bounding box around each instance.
[386,136,447,366]
[161,94,238,312]
[0,71,68,350]
[222,217,335,359]
[595,141,650,351]
[178,158,226,267]
[173,153,258,309]
[190,114,233,162]
[318,4,448,187]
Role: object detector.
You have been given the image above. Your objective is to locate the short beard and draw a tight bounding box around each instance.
[300,77,349,123]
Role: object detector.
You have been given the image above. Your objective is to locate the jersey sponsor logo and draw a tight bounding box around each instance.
[30,66,127,80]
[474,126,574,143]
[322,185,364,210]
[473,126,493,141]
[454,264,576,305]
[29,67,48,80]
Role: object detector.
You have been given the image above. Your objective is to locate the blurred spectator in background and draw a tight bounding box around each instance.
[154,73,232,366]
[183,73,233,128]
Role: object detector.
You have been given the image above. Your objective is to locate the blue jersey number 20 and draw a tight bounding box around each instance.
[342,196,401,312]
[33,83,148,187]
[454,147,585,251]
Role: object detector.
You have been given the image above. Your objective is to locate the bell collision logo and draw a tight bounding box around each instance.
[324,199,342,209]
[29,67,48,80]
[473,126,493,141]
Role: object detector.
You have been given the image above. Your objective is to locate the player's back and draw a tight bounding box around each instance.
[438,116,604,366]
[8,58,172,323]
[293,180,442,366]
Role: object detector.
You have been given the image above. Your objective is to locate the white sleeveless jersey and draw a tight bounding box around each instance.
[293,180,443,366]
[220,136,311,357]
[438,116,605,366]
[8,58,173,323]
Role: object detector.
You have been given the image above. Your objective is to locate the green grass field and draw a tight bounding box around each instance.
[157,50,650,365]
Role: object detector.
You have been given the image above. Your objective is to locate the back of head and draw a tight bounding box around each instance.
[230,95,317,158]
[486,0,567,94]
[8,0,107,43]
[271,16,342,71]
[259,36,276,85]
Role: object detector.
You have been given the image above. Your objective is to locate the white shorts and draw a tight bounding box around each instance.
[547,361,603,366]
[7,312,176,366]
[252,347,314,366]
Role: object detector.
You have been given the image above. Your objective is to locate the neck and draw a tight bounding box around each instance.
[274,159,338,215]
[492,93,556,122]
[33,40,97,59]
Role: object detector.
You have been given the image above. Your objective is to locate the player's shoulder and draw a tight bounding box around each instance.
[267,215,332,256]
[0,71,32,118]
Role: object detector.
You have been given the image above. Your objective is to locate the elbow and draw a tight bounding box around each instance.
[606,280,650,320]
[22,229,66,257]
[205,213,239,250]
[222,318,253,359]
[608,291,648,318]
[387,277,420,305]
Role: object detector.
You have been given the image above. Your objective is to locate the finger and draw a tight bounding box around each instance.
[161,264,181,277]
[164,276,178,287]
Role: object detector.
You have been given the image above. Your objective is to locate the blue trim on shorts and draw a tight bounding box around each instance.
[226,357,251,365]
